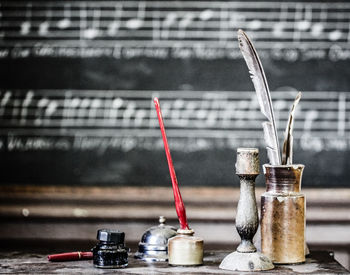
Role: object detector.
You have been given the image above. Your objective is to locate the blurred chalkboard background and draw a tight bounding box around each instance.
[0,0,349,187]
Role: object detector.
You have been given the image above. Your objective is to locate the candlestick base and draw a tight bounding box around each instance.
[219,251,274,271]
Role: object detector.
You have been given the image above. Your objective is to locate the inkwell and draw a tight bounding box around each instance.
[219,148,274,271]
[92,229,128,268]
[154,97,204,266]
[238,29,307,264]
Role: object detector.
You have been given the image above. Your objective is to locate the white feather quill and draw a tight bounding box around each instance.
[282,92,302,165]
[237,29,281,165]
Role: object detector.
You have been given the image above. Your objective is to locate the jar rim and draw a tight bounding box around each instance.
[263,164,304,168]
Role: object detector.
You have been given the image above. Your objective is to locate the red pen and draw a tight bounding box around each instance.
[48,251,93,262]
[153,97,190,230]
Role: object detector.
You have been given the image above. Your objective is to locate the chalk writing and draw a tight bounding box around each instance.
[1,1,350,60]
[0,89,349,152]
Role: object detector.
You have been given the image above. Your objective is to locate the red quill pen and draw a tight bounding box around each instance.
[48,251,93,262]
[154,97,189,230]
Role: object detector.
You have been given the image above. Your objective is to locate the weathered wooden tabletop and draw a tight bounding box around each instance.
[0,251,349,274]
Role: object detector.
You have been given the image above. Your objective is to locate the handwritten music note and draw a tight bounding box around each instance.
[273,4,288,38]
[300,110,322,152]
[171,99,184,124]
[38,6,51,36]
[108,4,123,36]
[78,98,91,121]
[89,98,101,120]
[296,5,312,32]
[83,8,101,39]
[122,102,136,125]
[20,3,32,35]
[45,100,58,118]
[248,20,262,31]
[178,13,195,38]
[61,92,71,123]
[206,99,220,126]
[329,30,342,41]
[0,91,11,116]
[303,110,318,134]
[311,4,327,38]
[20,91,34,124]
[293,3,312,41]
[199,9,214,22]
[135,109,147,126]
[57,4,72,29]
[221,101,236,127]
[67,97,81,124]
[198,9,214,38]
[196,100,209,120]
[152,8,161,40]
[273,23,284,38]
[20,23,30,36]
[126,2,146,30]
[311,23,324,38]
[34,98,49,125]
[109,97,123,121]
[38,22,50,37]
[329,11,343,41]
[181,101,196,122]
[161,12,177,39]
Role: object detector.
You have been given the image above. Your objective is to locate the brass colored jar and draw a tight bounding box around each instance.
[261,164,305,264]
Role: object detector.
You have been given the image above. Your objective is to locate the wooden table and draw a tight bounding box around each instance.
[1,251,349,274]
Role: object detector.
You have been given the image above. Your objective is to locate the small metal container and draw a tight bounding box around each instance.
[168,228,204,266]
[135,216,177,262]
[261,164,306,264]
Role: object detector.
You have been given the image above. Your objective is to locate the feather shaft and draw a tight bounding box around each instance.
[282,92,302,165]
[237,29,281,165]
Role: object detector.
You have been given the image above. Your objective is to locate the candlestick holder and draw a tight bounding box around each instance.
[219,148,274,271]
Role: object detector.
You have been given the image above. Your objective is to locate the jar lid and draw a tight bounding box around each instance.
[97,229,125,244]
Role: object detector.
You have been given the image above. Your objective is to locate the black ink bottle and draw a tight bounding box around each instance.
[92,229,128,268]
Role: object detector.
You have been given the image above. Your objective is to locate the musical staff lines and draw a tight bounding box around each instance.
[1,1,350,60]
[0,90,349,152]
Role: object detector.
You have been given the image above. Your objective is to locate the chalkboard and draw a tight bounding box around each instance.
[0,0,349,187]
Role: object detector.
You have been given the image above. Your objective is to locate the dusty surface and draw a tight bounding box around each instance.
[0,251,348,274]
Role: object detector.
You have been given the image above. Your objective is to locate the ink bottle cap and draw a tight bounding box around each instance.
[92,229,128,269]
[97,229,125,243]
